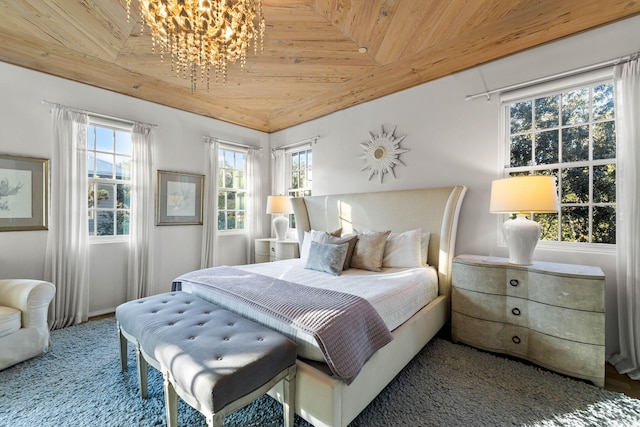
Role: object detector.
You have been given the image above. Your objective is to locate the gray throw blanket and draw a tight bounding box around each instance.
[172,266,394,384]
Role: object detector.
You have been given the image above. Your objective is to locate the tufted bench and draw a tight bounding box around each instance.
[116,292,297,427]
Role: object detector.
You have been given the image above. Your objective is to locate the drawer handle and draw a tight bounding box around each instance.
[511,307,521,316]
[512,335,521,344]
[509,279,519,287]
[271,247,275,252]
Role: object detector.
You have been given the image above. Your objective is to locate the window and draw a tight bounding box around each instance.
[504,80,616,244]
[87,122,132,237]
[287,147,312,228]
[288,147,313,199]
[217,147,246,231]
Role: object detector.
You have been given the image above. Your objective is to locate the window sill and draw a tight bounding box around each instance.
[496,240,615,256]
[535,240,615,255]
[89,236,129,244]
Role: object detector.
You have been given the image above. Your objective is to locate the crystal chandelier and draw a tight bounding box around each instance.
[126,0,265,90]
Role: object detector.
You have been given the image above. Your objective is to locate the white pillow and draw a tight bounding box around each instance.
[300,230,329,259]
[421,232,431,266]
[382,228,422,268]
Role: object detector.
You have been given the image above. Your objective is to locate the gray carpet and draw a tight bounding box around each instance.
[1,318,640,427]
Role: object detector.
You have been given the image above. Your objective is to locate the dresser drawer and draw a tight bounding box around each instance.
[452,262,506,294]
[452,287,528,327]
[528,301,604,345]
[275,241,299,260]
[452,261,531,300]
[452,312,528,357]
[528,330,604,384]
[452,312,504,353]
[528,271,604,312]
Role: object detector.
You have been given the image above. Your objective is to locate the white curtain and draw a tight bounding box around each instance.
[127,124,155,300]
[200,139,219,268]
[271,148,286,196]
[246,147,264,263]
[45,106,89,329]
[609,58,640,379]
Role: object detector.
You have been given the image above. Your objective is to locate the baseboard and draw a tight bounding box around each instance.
[89,308,116,319]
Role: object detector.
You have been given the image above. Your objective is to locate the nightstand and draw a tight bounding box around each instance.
[451,254,605,387]
[255,238,299,263]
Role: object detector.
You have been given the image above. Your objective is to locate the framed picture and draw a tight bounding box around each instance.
[156,170,204,225]
[0,155,49,231]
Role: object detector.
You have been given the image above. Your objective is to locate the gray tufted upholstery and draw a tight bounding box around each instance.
[116,292,297,426]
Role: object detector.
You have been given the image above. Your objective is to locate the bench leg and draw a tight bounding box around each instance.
[118,325,128,372]
[206,413,225,427]
[163,371,178,427]
[283,365,297,427]
[136,346,149,399]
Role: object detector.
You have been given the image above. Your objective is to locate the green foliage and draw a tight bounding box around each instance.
[217,148,247,232]
[87,124,132,237]
[508,82,616,244]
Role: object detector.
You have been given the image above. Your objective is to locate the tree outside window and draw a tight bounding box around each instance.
[87,124,132,237]
[217,147,246,231]
[506,82,615,244]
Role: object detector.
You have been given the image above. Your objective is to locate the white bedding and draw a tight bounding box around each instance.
[179,258,438,361]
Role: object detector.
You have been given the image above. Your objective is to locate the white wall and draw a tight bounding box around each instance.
[0,62,270,315]
[271,15,640,355]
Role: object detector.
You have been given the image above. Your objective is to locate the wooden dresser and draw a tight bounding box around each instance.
[255,238,299,263]
[451,254,605,387]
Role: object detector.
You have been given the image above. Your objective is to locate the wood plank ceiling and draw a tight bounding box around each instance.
[0,0,638,133]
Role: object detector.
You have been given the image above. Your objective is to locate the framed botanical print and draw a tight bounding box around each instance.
[156,170,204,225]
[0,155,49,231]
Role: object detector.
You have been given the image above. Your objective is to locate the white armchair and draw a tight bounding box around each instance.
[0,279,55,370]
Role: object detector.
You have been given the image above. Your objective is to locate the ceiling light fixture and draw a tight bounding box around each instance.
[126,0,265,91]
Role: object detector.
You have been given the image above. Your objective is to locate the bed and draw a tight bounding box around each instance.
[173,186,466,427]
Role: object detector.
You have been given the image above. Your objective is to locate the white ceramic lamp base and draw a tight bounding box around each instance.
[502,214,541,265]
[272,216,289,241]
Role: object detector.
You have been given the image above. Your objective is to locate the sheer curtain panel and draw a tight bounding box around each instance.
[609,58,640,379]
[271,148,286,196]
[246,147,264,263]
[45,106,90,329]
[200,140,220,268]
[127,124,154,300]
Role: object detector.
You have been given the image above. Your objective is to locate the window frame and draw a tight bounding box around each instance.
[217,145,248,234]
[499,70,616,253]
[286,145,313,199]
[285,144,312,229]
[87,117,133,243]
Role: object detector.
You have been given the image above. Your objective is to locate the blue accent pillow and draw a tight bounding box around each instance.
[305,241,349,276]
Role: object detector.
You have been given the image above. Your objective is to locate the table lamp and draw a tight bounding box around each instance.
[490,175,559,265]
[266,195,293,241]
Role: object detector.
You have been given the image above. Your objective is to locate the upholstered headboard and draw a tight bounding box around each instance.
[291,186,467,301]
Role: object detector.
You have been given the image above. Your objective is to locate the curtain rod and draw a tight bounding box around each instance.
[41,100,157,128]
[203,136,262,151]
[272,136,319,152]
[465,51,639,101]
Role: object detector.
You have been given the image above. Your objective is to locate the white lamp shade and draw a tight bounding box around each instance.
[490,175,559,214]
[490,175,559,265]
[266,195,293,214]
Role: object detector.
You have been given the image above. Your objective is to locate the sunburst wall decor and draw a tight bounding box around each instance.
[358,125,409,184]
